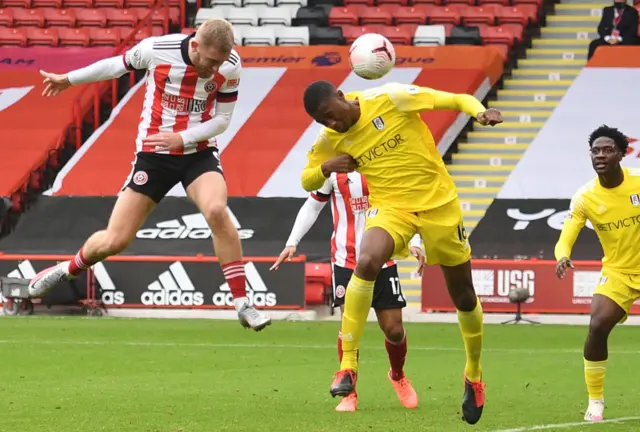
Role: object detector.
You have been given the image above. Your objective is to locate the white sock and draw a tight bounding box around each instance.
[233,297,249,311]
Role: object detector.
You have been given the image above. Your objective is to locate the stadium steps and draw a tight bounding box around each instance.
[442,0,595,236]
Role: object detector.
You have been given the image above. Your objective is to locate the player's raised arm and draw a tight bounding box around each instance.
[41,38,153,97]
[387,83,503,126]
[271,181,333,270]
[554,191,588,279]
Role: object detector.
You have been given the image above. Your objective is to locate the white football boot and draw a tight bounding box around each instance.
[584,398,604,422]
[237,301,271,331]
[28,261,73,297]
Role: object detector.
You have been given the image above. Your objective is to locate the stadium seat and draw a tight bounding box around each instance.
[124,0,154,7]
[76,9,107,27]
[147,8,180,27]
[226,7,259,26]
[43,8,76,27]
[496,6,529,25]
[412,0,443,5]
[94,0,124,8]
[90,27,121,46]
[413,24,446,45]
[208,0,242,6]
[121,26,151,44]
[27,27,59,46]
[3,0,32,8]
[380,24,416,45]
[500,23,524,41]
[13,8,46,27]
[0,27,27,46]
[242,25,276,45]
[341,25,384,43]
[0,9,14,27]
[479,24,514,46]
[343,0,374,6]
[259,7,293,25]
[194,7,227,26]
[32,0,63,8]
[63,0,93,7]
[448,25,481,44]
[308,24,343,44]
[275,25,309,45]
[58,26,90,46]
[293,6,329,26]
[329,6,362,26]
[106,8,138,27]
[428,6,461,25]
[377,0,409,6]
[360,6,393,25]
[181,26,195,35]
[395,5,429,25]
[232,25,243,44]
[462,5,497,25]
[245,0,275,6]
[277,0,307,7]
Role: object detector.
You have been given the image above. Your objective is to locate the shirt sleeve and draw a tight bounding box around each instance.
[285,195,329,247]
[554,191,588,261]
[216,52,241,104]
[301,132,337,192]
[310,178,334,202]
[387,83,486,119]
[123,37,155,71]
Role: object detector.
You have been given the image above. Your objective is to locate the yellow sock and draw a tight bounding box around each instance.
[340,275,375,372]
[584,358,607,399]
[456,298,484,382]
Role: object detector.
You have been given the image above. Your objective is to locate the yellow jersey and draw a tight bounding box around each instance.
[301,83,486,213]
[555,168,640,274]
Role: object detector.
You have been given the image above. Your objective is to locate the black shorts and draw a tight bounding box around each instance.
[332,264,406,309]
[124,148,223,203]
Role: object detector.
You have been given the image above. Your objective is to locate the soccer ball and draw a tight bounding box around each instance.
[348,33,396,80]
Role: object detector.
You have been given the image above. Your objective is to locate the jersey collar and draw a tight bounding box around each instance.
[180,33,195,65]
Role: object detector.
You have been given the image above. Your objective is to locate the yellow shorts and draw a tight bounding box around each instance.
[365,198,471,266]
[595,268,640,322]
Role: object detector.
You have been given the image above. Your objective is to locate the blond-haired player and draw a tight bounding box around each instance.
[555,125,639,422]
[31,19,271,331]
[301,80,502,425]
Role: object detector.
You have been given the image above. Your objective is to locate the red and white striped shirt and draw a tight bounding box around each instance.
[311,172,397,270]
[123,33,241,155]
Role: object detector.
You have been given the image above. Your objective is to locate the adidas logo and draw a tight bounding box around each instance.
[214,262,276,307]
[136,209,254,240]
[7,260,36,280]
[93,262,125,305]
[142,262,204,306]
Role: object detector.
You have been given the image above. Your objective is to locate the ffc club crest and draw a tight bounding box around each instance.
[372,116,385,130]
[631,194,640,207]
[204,80,218,94]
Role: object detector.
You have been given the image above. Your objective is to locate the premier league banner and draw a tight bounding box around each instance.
[0,257,305,310]
[0,197,333,261]
[469,199,602,260]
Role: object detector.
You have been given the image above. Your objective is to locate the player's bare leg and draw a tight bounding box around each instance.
[330,227,394,397]
[186,172,271,331]
[376,308,418,409]
[29,188,155,297]
[582,294,624,422]
[441,260,485,425]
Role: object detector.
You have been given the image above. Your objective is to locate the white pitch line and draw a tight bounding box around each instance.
[491,416,640,432]
[1,339,640,355]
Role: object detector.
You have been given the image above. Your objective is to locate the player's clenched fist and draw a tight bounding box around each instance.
[555,257,574,280]
[40,70,71,97]
[476,108,503,127]
[321,154,357,177]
